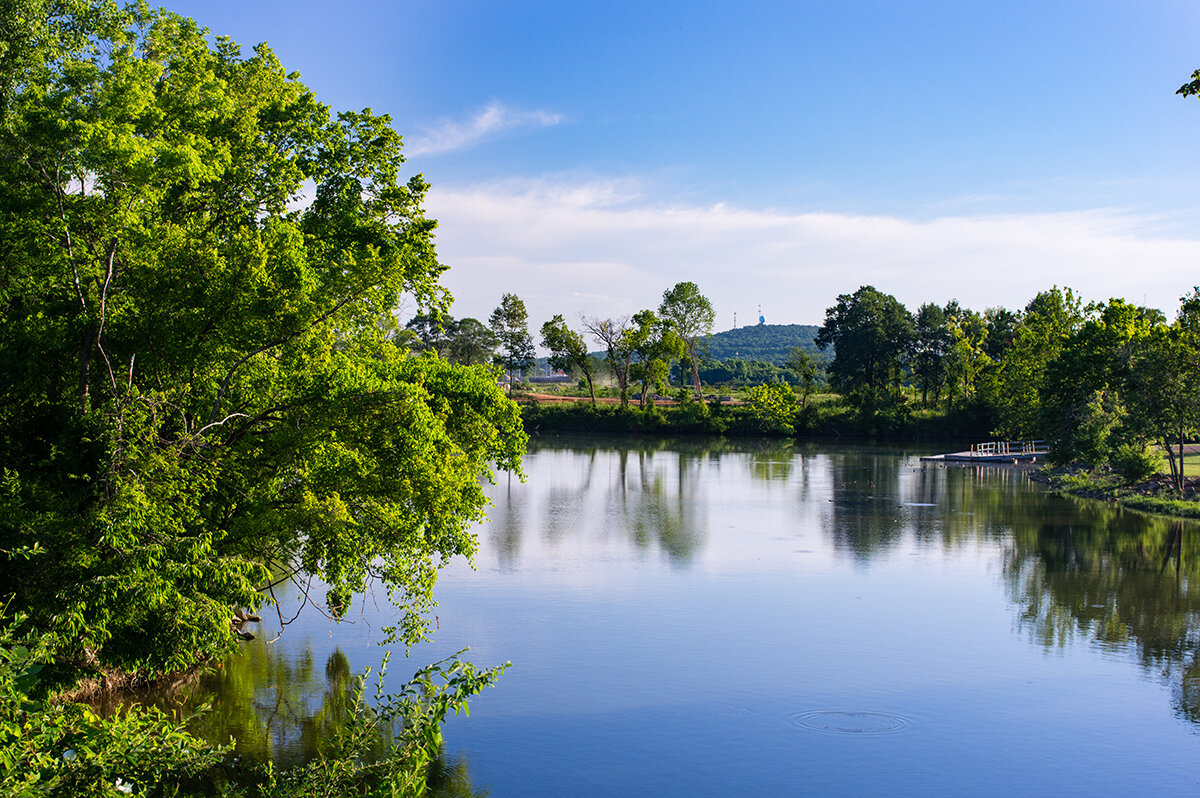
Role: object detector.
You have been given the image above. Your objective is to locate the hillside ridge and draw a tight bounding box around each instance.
[702,323,822,365]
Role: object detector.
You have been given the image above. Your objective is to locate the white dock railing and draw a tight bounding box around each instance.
[970,440,1049,457]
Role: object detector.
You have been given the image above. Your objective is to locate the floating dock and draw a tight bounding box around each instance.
[921,440,1049,463]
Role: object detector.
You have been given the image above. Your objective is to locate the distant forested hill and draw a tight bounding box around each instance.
[702,324,822,364]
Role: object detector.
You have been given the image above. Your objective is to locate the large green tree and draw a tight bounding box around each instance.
[992,287,1083,438]
[404,313,496,366]
[1124,294,1200,490]
[489,293,535,386]
[540,314,596,404]
[446,316,498,366]
[0,3,524,677]
[627,310,686,411]
[1039,299,1162,463]
[658,281,715,398]
[913,302,951,407]
[814,286,914,406]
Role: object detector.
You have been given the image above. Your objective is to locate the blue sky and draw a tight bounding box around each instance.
[168,0,1200,330]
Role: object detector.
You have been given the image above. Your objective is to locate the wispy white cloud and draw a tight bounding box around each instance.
[406,102,563,156]
[424,177,1200,334]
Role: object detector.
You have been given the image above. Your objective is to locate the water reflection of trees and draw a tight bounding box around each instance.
[610,446,707,565]
[169,641,487,794]
[177,643,356,767]
[524,436,849,566]
[821,458,1075,559]
[488,471,528,569]
[1003,504,1200,726]
[824,451,908,557]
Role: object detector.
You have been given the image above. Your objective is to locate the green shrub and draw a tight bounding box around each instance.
[1110,443,1163,483]
[747,383,798,434]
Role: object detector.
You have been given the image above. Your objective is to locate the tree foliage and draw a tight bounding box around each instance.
[489,293,535,384]
[627,310,686,411]
[404,313,496,366]
[1124,309,1200,490]
[913,302,950,407]
[747,382,798,434]
[0,3,525,677]
[0,608,506,797]
[658,281,715,397]
[785,347,820,407]
[815,286,914,407]
[991,287,1084,438]
[540,315,596,404]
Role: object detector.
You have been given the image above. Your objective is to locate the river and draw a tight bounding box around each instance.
[180,437,1200,796]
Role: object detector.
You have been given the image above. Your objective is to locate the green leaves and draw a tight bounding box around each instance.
[0,4,525,675]
[815,285,915,407]
[747,382,798,434]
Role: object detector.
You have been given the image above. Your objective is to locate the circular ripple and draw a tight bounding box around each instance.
[792,710,909,735]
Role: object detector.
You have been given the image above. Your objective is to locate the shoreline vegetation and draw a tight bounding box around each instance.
[515,394,1200,523]
[516,391,993,441]
[514,391,995,441]
[1031,466,1200,521]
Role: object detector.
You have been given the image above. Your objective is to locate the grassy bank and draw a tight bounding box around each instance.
[1033,466,1200,521]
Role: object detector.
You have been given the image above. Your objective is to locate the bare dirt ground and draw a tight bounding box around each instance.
[517,392,679,406]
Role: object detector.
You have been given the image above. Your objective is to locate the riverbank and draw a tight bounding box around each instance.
[1031,466,1200,520]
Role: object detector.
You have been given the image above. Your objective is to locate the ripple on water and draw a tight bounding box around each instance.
[791,710,909,735]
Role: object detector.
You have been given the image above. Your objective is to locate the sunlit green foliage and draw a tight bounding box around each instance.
[747,382,798,434]
[0,2,524,679]
[658,281,715,397]
[489,294,535,384]
[627,310,686,412]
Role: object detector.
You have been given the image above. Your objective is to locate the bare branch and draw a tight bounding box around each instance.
[194,412,250,438]
[96,238,119,392]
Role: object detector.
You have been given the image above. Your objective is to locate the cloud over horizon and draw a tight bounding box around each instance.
[422,177,1200,335]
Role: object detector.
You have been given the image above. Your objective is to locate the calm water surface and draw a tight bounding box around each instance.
[187,437,1200,796]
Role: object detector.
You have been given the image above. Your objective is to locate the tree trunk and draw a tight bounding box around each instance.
[687,342,702,398]
[1163,433,1181,492]
[1179,426,1186,493]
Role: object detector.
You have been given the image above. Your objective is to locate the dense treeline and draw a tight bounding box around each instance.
[810,284,1200,484]
[503,283,1200,482]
